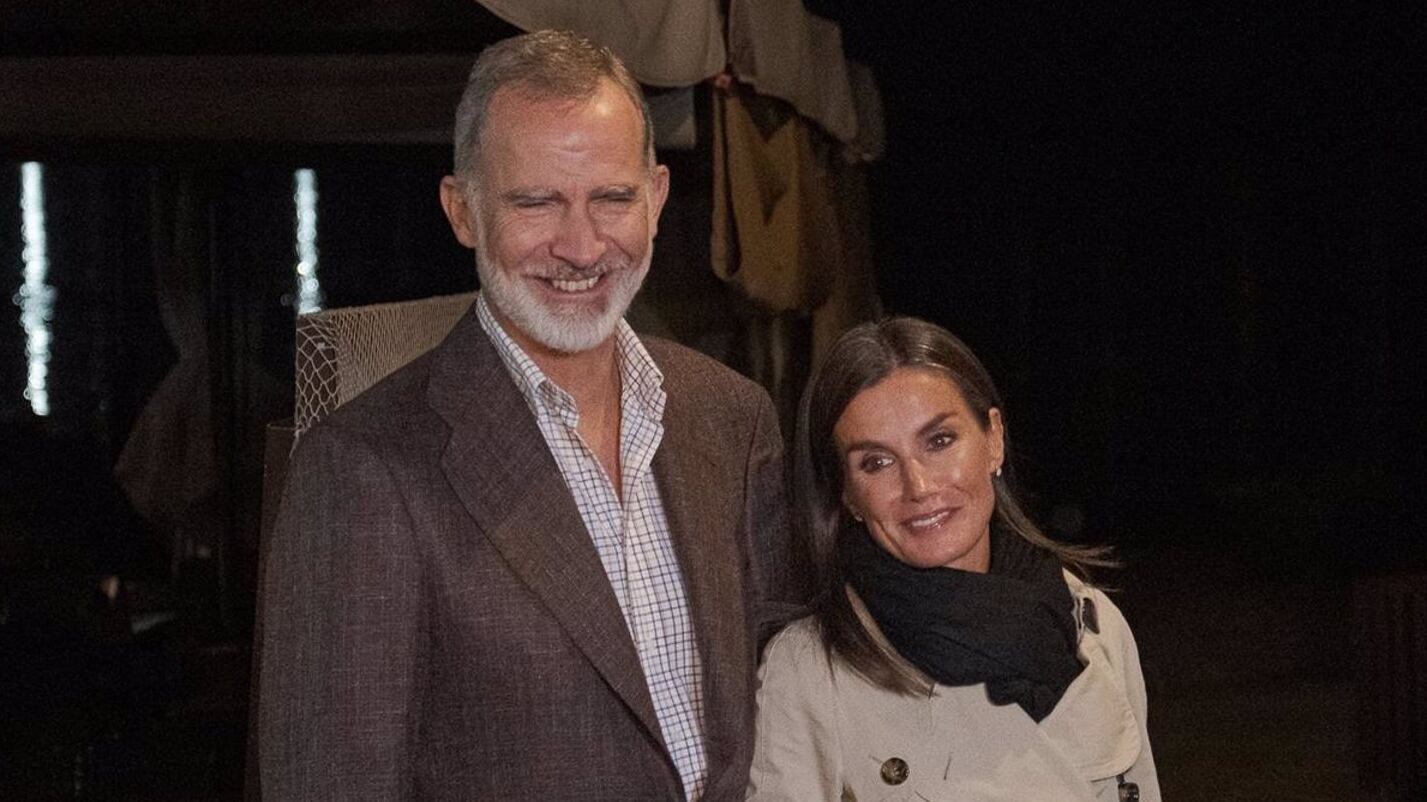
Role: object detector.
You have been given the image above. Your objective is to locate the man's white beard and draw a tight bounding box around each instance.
[476,239,650,354]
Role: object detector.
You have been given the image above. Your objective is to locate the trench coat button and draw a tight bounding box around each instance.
[880,757,909,785]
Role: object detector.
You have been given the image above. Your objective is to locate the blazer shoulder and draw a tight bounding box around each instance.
[297,348,443,456]
[641,335,769,409]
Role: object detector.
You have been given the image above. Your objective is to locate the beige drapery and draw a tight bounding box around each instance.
[114,170,220,566]
[472,0,879,150]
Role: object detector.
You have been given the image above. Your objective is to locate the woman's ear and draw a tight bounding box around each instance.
[988,407,1006,475]
[841,490,863,522]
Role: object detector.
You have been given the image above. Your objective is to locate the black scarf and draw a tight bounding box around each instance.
[844,527,1084,721]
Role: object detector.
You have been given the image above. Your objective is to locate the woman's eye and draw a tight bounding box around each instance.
[929,431,956,450]
[859,455,891,473]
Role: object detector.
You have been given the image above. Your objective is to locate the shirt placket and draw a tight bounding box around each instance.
[544,382,633,617]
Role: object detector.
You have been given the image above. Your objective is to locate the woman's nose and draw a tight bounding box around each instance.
[901,459,932,499]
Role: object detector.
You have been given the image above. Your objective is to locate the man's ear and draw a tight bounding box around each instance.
[647,163,670,238]
[439,176,479,249]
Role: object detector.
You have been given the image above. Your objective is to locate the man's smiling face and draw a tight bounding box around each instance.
[456,77,668,355]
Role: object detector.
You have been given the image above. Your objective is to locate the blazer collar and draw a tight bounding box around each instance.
[426,309,666,752]
[652,359,754,789]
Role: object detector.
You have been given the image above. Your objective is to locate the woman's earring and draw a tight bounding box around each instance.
[851,511,864,522]
[994,466,1002,477]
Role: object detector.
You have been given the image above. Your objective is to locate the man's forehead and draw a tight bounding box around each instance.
[473,81,649,178]
[485,79,636,129]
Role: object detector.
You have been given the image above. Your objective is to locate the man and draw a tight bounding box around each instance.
[258,30,793,801]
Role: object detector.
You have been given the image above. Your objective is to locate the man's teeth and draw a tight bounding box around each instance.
[907,510,951,530]
[549,276,600,292]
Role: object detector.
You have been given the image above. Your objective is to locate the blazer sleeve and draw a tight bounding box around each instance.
[257,425,424,801]
[746,625,844,801]
[1099,591,1162,802]
[741,388,804,648]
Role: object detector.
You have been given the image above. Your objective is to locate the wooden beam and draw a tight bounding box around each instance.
[0,54,473,145]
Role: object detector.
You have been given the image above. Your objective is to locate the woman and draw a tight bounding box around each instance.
[747,318,1160,801]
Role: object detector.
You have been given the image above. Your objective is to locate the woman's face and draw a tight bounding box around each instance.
[833,367,1004,573]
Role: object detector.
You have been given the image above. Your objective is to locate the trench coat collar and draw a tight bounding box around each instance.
[1048,573,1143,779]
[847,575,1144,779]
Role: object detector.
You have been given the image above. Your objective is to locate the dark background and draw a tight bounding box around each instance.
[1,2,1420,799]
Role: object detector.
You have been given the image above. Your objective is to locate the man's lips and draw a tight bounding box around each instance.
[531,272,607,294]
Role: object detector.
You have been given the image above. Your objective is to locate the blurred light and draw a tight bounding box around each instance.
[18,162,55,416]
[294,168,323,314]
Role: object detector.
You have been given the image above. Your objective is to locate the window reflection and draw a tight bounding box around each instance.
[17,162,55,416]
[294,168,323,314]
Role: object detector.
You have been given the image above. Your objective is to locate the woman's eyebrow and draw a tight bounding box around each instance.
[842,411,956,455]
[917,411,956,438]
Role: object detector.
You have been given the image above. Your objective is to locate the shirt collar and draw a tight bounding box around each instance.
[613,317,666,424]
[475,292,665,423]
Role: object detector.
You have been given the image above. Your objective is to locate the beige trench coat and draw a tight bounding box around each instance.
[747,573,1161,801]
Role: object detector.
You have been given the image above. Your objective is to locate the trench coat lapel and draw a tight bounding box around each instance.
[654,369,752,785]
[426,311,665,751]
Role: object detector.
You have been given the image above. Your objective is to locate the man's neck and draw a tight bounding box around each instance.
[493,311,620,408]
[500,317,625,498]
[530,337,620,410]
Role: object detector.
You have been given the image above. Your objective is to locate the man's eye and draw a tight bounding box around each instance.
[515,200,549,209]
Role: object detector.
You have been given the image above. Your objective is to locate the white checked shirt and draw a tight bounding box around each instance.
[476,295,708,800]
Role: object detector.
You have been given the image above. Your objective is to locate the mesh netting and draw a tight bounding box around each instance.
[293,292,478,437]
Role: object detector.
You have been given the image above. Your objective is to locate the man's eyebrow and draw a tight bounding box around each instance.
[592,184,638,199]
[500,188,560,203]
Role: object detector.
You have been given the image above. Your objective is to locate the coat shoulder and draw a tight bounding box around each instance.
[765,615,824,655]
[1063,571,1136,650]
[760,616,833,687]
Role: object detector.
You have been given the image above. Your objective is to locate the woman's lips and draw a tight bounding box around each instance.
[902,507,956,531]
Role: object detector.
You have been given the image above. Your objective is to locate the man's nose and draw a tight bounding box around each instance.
[550,207,607,269]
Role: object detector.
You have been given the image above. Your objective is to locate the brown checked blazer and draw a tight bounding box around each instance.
[256,308,794,801]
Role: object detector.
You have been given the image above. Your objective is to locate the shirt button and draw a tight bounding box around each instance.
[880,757,909,785]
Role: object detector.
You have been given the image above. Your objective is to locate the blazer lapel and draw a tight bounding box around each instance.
[654,372,753,786]
[426,311,665,749]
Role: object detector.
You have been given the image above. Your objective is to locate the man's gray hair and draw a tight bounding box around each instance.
[452,30,655,180]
